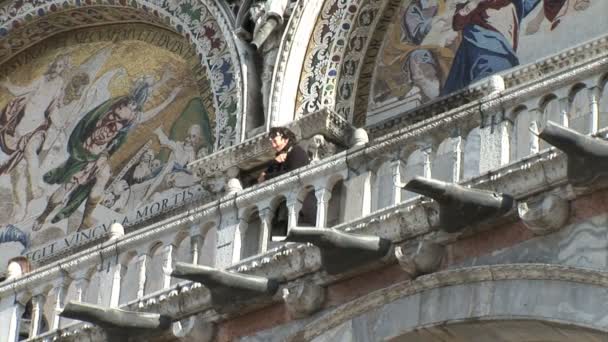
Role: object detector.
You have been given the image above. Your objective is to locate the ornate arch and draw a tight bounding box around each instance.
[293,264,608,340]
[274,0,395,127]
[0,0,243,149]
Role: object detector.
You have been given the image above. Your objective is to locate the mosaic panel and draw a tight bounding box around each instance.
[0,24,217,269]
[368,0,602,123]
[0,0,242,149]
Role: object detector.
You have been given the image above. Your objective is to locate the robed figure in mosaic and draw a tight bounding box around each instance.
[34,78,181,231]
[441,0,576,95]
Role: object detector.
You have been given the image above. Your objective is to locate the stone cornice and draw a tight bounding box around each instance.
[189,108,353,176]
[503,36,608,88]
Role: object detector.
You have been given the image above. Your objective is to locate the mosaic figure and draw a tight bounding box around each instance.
[154,124,206,189]
[0,54,70,222]
[33,78,182,231]
[401,0,440,45]
[441,0,543,95]
[403,49,443,101]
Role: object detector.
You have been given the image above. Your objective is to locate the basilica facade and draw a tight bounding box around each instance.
[2,0,608,341]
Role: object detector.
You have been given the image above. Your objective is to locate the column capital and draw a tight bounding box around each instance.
[259,207,274,222]
[314,186,332,204]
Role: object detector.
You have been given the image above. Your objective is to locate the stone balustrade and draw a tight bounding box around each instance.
[1,38,608,341]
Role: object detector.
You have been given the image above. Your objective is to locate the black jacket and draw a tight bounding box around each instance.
[265,145,309,180]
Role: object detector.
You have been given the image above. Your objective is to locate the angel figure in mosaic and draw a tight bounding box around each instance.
[39,46,120,175]
[33,76,182,232]
[0,53,70,222]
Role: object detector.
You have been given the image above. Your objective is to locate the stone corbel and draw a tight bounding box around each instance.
[60,301,171,333]
[351,128,369,147]
[399,177,514,233]
[307,134,337,163]
[171,313,216,342]
[518,194,570,235]
[170,262,279,307]
[539,120,608,187]
[284,227,392,274]
[400,177,514,233]
[394,241,445,279]
[106,223,124,242]
[224,166,243,195]
[282,282,325,319]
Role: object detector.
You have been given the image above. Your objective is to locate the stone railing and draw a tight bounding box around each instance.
[2,39,608,341]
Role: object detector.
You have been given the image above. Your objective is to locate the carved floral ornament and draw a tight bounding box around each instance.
[0,0,243,149]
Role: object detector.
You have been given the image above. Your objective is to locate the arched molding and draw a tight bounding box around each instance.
[268,0,324,127]
[284,0,391,125]
[293,264,608,341]
[0,0,244,149]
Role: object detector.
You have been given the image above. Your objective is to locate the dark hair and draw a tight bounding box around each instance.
[269,127,297,150]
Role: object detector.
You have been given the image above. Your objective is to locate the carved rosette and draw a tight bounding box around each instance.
[282,282,325,319]
[395,241,445,279]
[518,194,569,235]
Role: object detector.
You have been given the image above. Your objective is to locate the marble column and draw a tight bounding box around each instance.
[259,208,274,252]
[314,187,332,228]
[0,296,25,342]
[29,294,45,338]
[286,194,303,231]
[48,280,68,330]
[161,244,175,289]
[136,254,148,299]
[190,234,204,264]
[590,86,600,133]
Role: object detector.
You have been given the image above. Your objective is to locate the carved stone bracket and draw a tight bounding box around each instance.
[189,108,354,177]
[282,281,325,319]
[284,227,392,274]
[171,313,216,342]
[395,241,445,279]
[170,262,279,307]
[60,301,171,333]
[402,177,514,233]
[305,134,338,163]
[518,194,570,235]
[539,121,608,187]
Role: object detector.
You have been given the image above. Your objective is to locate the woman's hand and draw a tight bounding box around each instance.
[274,152,287,163]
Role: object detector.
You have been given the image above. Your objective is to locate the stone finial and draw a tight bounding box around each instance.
[5,257,30,282]
[172,315,215,342]
[282,282,325,318]
[108,223,124,242]
[225,178,243,194]
[539,121,608,187]
[486,75,505,94]
[351,128,369,147]
[307,134,336,163]
[395,241,444,279]
[224,167,242,194]
[5,260,23,281]
[518,194,569,235]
